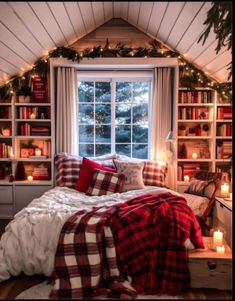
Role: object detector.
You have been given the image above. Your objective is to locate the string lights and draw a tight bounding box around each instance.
[0,39,231,102]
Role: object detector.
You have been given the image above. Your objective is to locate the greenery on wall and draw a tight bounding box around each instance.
[198,1,232,80]
[0,39,231,102]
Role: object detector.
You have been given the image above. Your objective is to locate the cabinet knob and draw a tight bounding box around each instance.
[207,260,217,271]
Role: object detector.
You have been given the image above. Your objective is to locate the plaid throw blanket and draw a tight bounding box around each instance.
[50,192,204,299]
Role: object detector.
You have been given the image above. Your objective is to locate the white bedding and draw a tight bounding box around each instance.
[0,186,201,282]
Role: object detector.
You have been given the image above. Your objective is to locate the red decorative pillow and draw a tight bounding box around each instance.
[143,160,167,187]
[75,157,115,193]
[86,169,126,196]
[55,153,82,187]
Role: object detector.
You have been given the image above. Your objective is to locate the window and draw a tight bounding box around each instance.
[77,72,152,159]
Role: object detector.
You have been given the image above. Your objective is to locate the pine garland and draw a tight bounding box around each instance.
[0,39,231,102]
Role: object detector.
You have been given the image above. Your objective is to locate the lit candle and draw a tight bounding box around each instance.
[221,183,229,197]
[30,113,36,119]
[27,175,33,182]
[192,152,197,159]
[35,148,41,156]
[184,175,190,182]
[216,245,225,254]
[213,229,223,248]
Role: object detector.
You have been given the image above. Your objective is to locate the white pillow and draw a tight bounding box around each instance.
[113,159,145,192]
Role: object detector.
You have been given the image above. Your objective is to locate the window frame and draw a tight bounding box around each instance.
[77,71,153,158]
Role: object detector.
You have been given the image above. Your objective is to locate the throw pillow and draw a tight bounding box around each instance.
[143,160,167,187]
[184,178,214,197]
[55,152,82,187]
[86,169,126,196]
[75,157,115,193]
[113,159,145,192]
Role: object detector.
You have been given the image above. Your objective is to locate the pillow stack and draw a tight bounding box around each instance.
[54,152,168,196]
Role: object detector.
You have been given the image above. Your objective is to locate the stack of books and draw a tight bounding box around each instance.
[217,124,232,136]
[31,126,50,136]
[217,141,232,159]
[0,143,12,158]
[217,107,232,120]
[177,163,201,181]
[32,164,50,180]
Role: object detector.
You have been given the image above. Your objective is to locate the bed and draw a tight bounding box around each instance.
[0,154,208,298]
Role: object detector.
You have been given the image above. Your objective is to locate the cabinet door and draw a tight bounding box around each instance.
[0,186,14,218]
[14,185,51,214]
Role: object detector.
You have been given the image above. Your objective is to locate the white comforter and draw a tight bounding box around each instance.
[0,186,187,282]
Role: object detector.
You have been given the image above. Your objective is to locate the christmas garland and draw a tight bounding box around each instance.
[0,39,231,102]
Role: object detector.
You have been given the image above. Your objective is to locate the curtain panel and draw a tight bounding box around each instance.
[151,67,175,188]
[55,67,78,155]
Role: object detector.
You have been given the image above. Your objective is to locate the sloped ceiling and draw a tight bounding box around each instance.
[0,2,231,86]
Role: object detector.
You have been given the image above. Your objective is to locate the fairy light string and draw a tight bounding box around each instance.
[0,39,231,101]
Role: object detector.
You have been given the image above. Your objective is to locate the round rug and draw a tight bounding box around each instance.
[15,281,179,299]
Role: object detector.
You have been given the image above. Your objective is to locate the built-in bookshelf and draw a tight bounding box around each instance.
[176,88,232,192]
[0,78,54,217]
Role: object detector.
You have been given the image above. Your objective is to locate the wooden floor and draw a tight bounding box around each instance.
[0,219,232,300]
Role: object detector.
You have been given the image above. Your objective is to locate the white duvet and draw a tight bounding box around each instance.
[0,186,197,283]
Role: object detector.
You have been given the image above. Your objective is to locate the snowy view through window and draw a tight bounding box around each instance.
[78,79,151,159]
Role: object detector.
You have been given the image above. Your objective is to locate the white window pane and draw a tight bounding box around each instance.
[133,103,148,124]
[115,125,131,143]
[133,82,149,103]
[79,104,94,124]
[96,125,111,143]
[78,81,94,102]
[95,82,111,103]
[79,125,94,142]
[115,104,131,125]
[133,144,148,159]
[95,144,111,156]
[133,125,148,143]
[79,144,94,157]
[95,104,111,124]
[116,144,131,157]
[116,82,132,103]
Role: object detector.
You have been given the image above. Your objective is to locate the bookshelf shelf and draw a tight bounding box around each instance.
[15,136,51,139]
[15,103,51,106]
[176,88,232,190]
[0,136,12,139]
[16,119,51,122]
[177,136,212,139]
[16,158,52,162]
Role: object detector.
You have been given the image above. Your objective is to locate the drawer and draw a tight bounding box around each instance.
[189,258,232,290]
[0,204,13,218]
[0,186,13,204]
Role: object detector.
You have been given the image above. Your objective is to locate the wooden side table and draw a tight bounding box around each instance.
[188,237,232,290]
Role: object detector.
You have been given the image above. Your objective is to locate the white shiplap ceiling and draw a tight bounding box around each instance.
[0,2,231,86]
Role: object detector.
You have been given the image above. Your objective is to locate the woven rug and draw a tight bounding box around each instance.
[15,281,180,299]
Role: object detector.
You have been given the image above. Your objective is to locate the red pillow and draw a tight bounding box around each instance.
[75,157,115,192]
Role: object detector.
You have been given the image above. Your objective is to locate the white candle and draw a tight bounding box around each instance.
[230,193,232,200]
[216,245,225,254]
[10,149,14,159]
[184,175,190,182]
[213,229,223,248]
[221,183,229,197]
[27,175,33,182]
[35,148,41,156]
[192,152,197,159]
[30,113,36,119]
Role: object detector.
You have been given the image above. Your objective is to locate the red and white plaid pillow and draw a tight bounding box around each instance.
[55,153,82,187]
[143,160,168,187]
[86,169,126,196]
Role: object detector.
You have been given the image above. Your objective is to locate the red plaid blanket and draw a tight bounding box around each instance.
[49,192,204,299]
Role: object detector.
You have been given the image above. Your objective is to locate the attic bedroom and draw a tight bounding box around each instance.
[0,2,232,300]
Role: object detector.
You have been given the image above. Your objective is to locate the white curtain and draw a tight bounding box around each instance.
[151,67,175,188]
[56,67,78,155]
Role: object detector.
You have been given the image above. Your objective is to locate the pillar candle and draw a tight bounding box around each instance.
[192,152,197,159]
[221,183,229,197]
[216,245,225,254]
[213,229,223,248]
[184,175,190,182]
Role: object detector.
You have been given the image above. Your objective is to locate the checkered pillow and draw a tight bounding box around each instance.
[86,169,126,196]
[143,160,168,187]
[55,153,82,187]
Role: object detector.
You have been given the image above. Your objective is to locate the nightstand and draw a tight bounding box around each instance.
[213,197,232,248]
[188,236,232,290]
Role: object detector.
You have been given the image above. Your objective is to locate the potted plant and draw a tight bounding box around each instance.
[202,124,209,136]
[17,86,33,103]
[178,124,186,136]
